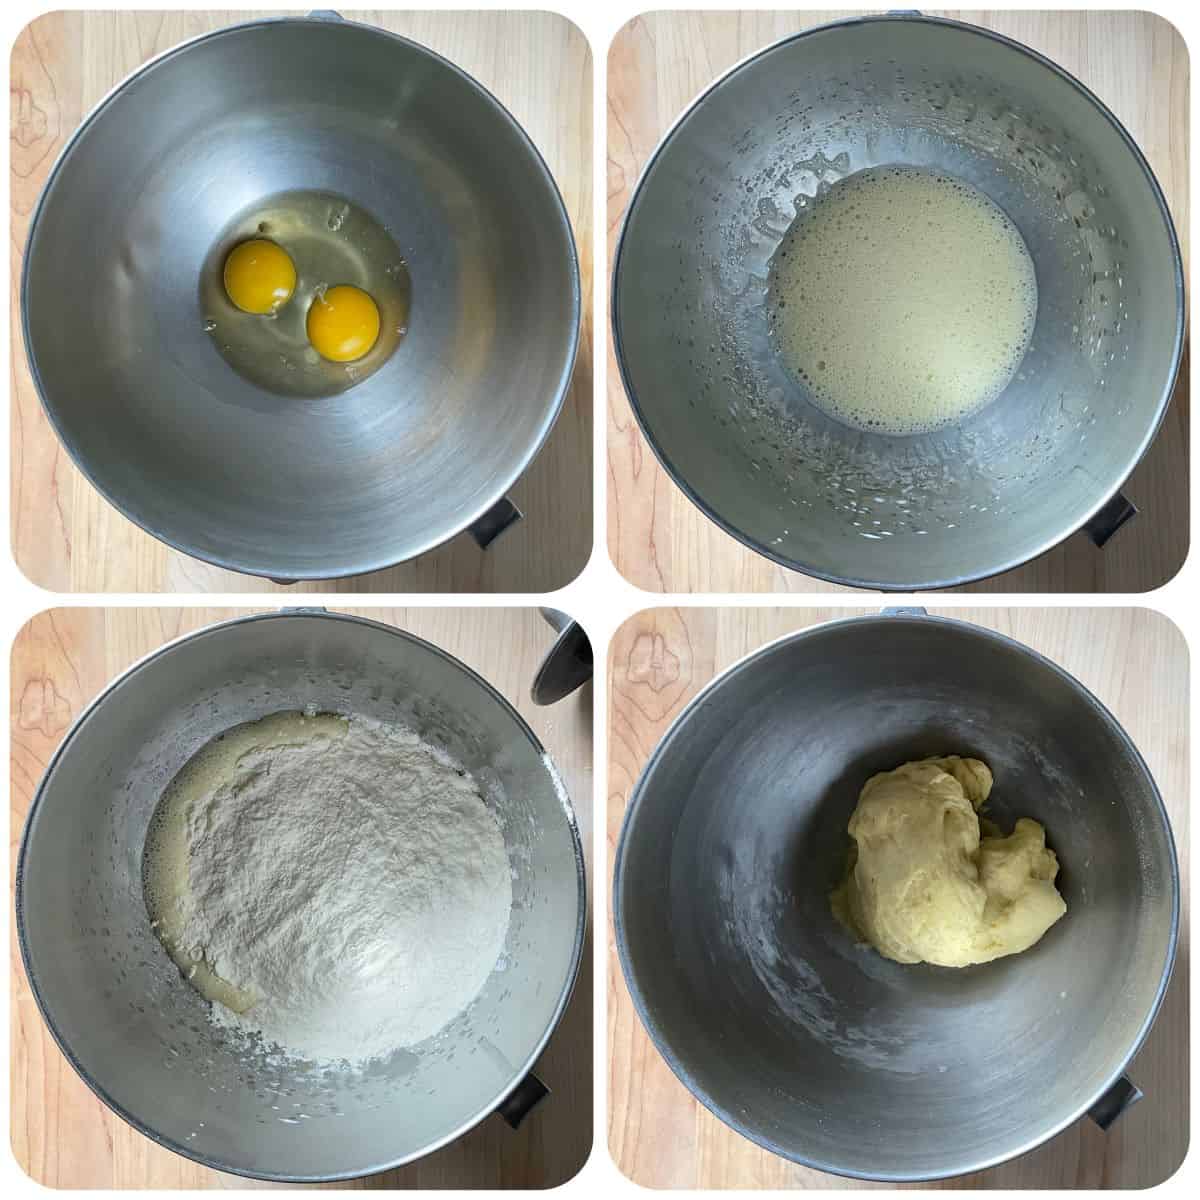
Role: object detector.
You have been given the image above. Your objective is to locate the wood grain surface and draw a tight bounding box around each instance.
[10,10,592,593]
[10,607,594,1188]
[607,607,1189,1187]
[607,10,1190,594]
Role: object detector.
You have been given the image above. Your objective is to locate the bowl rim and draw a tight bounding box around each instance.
[20,12,582,582]
[612,609,1180,1181]
[15,608,589,1182]
[610,12,1186,592]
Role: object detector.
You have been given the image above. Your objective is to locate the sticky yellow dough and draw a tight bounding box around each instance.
[831,757,1066,967]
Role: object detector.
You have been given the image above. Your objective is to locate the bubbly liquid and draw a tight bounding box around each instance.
[143,710,349,1014]
[767,166,1038,435]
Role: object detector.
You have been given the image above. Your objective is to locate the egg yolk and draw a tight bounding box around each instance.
[223,240,296,314]
[306,285,381,362]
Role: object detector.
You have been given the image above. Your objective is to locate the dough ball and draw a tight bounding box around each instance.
[831,756,1066,967]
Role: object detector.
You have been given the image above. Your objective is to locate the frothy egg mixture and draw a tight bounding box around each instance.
[767,166,1038,436]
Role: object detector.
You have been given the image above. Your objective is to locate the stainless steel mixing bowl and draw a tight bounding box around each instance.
[22,12,579,580]
[613,14,1184,589]
[16,611,586,1180]
[614,611,1178,1180]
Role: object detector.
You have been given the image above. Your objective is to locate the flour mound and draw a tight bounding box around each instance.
[173,713,512,1063]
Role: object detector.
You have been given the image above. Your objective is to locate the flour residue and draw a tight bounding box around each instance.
[143,710,512,1065]
[731,881,911,1072]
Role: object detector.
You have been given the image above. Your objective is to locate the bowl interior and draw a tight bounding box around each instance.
[18,615,584,1179]
[615,17,1180,587]
[24,19,578,577]
[616,617,1176,1179]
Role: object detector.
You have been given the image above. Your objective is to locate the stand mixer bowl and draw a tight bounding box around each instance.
[614,612,1178,1179]
[22,14,580,580]
[613,14,1183,589]
[16,611,586,1180]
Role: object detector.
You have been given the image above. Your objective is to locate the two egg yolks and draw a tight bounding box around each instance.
[221,240,381,362]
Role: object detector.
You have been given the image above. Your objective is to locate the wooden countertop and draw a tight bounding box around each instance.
[607,606,1189,1187]
[10,10,592,593]
[607,10,1190,593]
[11,607,594,1187]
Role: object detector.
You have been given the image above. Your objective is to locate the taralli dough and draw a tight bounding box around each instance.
[831,756,1067,967]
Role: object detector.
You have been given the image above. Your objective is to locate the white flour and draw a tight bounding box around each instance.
[143,711,512,1064]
